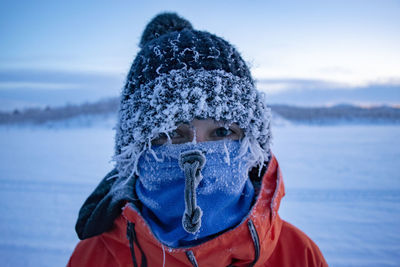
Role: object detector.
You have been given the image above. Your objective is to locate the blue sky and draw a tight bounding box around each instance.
[0,0,399,108]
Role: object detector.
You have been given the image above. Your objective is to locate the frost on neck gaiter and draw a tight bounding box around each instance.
[135,139,256,247]
[138,140,253,194]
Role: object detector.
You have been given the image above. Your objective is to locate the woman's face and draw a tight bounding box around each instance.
[152,119,243,145]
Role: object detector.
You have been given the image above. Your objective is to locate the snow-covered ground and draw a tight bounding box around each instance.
[0,123,399,266]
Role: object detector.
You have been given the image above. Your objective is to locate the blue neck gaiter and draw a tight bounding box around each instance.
[136,140,255,248]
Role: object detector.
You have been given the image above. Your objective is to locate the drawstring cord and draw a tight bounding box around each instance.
[247,219,261,266]
[226,220,261,267]
[127,222,147,267]
[161,244,166,267]
[179,150,206,234]
[185,250,199,267]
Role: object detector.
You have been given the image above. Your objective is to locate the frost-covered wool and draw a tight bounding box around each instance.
[113,13,272,179]
[114,68,272,178]
[125,13,252,92]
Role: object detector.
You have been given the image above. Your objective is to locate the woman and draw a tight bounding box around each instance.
[68,13,327,266]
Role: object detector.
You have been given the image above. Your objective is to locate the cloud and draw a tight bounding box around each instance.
[256,78,348,94]
[256,77,400,94]
[0,82,81,90]
[0,68,123,91]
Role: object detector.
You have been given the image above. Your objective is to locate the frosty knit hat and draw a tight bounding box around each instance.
[114,13,272,179]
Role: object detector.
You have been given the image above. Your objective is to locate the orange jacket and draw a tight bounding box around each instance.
[68,155,328,266]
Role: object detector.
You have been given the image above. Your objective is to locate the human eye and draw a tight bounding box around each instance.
[169,127,195,144]
[214,127,234,138]
[152,130,184,145]
[169,130,182,139]
[151,133,168,145]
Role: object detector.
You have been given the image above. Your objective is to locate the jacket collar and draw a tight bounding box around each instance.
[121,154,285,266]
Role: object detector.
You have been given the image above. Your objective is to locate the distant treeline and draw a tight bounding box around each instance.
[271,104,400,124]
[0,98,119,125]
[1,97,399,125]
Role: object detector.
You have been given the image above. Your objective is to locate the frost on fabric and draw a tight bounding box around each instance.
[138,140,253,195]
[223,141,231,165]
[114,68,272,179]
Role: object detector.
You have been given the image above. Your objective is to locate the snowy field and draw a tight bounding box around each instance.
[0,123,399,266]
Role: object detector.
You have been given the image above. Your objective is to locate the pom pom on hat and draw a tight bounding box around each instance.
[140,12,193,47]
